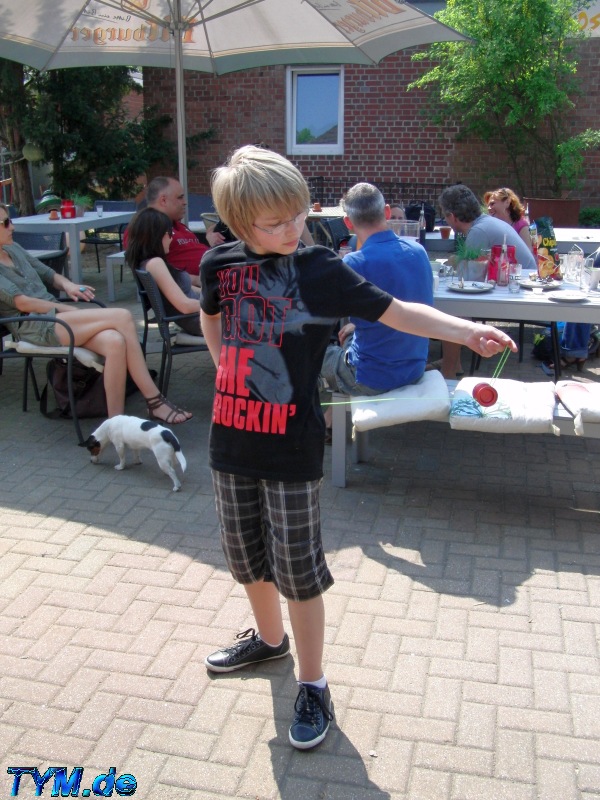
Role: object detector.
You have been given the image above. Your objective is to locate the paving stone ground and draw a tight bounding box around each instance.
[1,250,600,799]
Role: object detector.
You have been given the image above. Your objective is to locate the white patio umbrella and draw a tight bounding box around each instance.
[0,0,467,202]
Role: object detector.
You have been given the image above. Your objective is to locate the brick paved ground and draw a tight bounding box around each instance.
[1,251,600,799]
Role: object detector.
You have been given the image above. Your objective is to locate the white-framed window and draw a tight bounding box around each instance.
[286,66,344,156]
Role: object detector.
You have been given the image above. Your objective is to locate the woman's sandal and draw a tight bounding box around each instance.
[146,393,192,425]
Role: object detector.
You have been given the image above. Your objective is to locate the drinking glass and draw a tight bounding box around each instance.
[565,244,583,284]
[508,262,522,293]
[96,204,104,217]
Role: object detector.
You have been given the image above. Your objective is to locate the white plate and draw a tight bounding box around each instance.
[548,291,589,302]
[447,283,494,294]
[519,279,561,291]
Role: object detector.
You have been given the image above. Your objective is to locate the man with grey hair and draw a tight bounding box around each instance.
[433,184,536,377]
[320,182,434,433]
[439,184,536,271]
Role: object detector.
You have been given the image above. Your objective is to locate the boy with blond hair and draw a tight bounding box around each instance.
[200,146,516,750]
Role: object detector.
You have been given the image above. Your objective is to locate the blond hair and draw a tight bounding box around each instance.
[211,146,310,243]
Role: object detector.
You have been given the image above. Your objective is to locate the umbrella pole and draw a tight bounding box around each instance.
[174,0,189,225]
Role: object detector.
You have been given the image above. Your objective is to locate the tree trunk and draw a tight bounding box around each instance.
[5,126,35,216]
[0,59,35,215]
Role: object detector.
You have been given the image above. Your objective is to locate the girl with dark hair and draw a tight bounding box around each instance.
[126,207,202,336]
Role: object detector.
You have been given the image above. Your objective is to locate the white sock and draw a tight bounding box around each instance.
[261,636,284,648]
[300,675,327,690]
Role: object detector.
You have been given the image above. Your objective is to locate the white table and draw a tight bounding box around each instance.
[553,228,600,255]
[424,227,600,255]
[434,280,600,381]
[13,210,135,286]
[433,281,600,325]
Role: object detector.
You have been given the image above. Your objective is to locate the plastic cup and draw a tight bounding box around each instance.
[96,204,104,217]
[439,226,451,240]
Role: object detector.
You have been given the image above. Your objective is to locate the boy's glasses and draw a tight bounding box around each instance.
[1,218,12,229]
[253,209,308,236]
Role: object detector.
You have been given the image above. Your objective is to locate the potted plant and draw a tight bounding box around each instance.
[556,129,600,196]
[70,192,93,217]
[525,129,600,226]
[455,240,487,282]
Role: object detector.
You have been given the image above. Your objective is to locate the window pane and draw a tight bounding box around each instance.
[295,73,339,146]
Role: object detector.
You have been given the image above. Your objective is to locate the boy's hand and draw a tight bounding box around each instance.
[465,324,518,358]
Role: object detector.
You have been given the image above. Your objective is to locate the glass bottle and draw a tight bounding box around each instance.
[418,203,427,245]
[497,234,509,286]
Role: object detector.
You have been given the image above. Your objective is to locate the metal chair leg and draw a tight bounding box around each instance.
[550,322,561,382]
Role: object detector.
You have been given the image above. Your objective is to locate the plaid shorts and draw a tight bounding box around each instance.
[211,470,334,602]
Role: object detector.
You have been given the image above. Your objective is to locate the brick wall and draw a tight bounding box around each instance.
[143,37,600,207]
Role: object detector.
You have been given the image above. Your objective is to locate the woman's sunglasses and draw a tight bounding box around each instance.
[1,218,12,229]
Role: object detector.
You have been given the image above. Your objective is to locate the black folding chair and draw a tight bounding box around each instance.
[12,230,69,290]
[134,269,207,395]
[1,297,107,442]
[324,217,351,251]
[82,200,136,272]
[1,315,92,444]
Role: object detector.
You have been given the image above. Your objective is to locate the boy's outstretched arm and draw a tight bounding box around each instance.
[378,299,518,359]
[201,311,223,369]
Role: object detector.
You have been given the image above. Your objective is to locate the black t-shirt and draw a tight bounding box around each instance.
[200,241,392,481]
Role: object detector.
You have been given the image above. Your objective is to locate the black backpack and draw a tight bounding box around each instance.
[404,202,436,232]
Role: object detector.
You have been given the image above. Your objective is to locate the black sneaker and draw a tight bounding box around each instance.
[204,628,290,673]
[289,683,334,750]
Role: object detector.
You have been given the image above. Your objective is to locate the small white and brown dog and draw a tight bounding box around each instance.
[84,415,187,491]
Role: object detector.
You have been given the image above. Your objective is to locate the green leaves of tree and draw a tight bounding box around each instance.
[410,0,588,196]
[25,66,171,198]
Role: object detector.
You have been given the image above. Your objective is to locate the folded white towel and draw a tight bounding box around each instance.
[556,380,600,435]
[6,340,104,372]
[350,370,451,432]
[449,377,557,434]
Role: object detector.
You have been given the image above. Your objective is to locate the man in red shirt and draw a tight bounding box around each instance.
[125,177,209,287]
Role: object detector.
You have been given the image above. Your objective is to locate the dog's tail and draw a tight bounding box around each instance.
[162,429,187,473]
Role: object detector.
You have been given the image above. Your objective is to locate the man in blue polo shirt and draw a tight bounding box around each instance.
[320,182,433,433]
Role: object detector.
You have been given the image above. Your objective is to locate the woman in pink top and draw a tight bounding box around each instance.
[484,187,534,253]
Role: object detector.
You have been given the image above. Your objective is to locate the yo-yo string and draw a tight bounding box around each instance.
[321,394,442,406]
[490,346,511,384]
